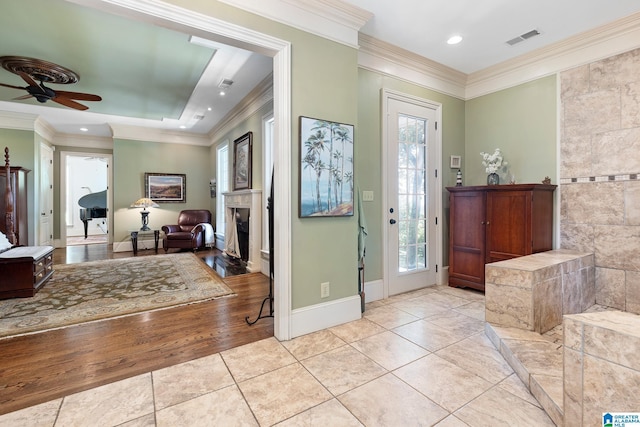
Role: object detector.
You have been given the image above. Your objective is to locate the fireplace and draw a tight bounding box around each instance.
[223,189,262,272]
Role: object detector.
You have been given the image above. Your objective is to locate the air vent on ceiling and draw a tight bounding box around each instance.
[506,29,540,46]
[218,79,233,89]
[193,114,205,120]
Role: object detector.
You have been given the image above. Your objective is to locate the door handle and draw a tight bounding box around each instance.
[390,219,396,225]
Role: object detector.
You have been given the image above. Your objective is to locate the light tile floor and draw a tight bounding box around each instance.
[0,285,556,426]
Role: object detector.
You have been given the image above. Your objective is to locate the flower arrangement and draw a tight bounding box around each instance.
[480,148,507,174]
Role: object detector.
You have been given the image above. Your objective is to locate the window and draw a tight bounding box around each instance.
[216,141,229,241]
[262,114,274,253]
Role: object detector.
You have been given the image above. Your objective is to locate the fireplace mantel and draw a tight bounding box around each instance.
[223,189,262,272]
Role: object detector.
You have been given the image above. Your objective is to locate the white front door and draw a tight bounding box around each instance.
[386,95,439,295]
[39,143,53,246]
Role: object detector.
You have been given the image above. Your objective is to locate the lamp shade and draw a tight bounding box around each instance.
[130,198,159,209]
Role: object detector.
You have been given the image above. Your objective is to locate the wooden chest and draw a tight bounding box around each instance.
[0,246,54,299]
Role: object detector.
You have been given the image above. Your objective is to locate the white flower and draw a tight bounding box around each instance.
[480,148,507,174]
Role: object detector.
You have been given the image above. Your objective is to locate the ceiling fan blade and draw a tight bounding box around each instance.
[0,82,26,90]
[51,96,89,110]
[12,94,34,100]
[54,90,102,101]
[18,71,39,88]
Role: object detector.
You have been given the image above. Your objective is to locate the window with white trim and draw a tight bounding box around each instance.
[216,141,229,241]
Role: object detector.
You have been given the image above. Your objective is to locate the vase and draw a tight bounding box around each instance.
[487,173,499,185]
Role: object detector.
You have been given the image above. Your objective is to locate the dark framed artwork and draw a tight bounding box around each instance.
[145,173,186,203]
[299,116,354,217]
[233,131,252,190]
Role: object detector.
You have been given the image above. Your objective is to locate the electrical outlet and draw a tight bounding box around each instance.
[320,282,330,298]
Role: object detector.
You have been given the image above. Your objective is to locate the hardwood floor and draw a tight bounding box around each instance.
[0,245,274,416]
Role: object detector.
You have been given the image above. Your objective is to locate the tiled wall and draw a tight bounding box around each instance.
[563,311,640,426]
[560,47,640,314]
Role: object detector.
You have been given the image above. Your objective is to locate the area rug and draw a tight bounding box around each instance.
[0,253,235,339]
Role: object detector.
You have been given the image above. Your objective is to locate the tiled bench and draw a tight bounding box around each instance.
[485,249,595,334]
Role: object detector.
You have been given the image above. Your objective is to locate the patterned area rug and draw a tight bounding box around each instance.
[0,253,235,339]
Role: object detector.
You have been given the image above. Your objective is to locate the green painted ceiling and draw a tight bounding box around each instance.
[0,0,214,120]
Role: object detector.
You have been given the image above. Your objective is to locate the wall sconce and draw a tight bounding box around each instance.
[210,178,217,198]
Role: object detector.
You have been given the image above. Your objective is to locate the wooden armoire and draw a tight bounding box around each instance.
[0,166,30,245]
[447,184,556,291]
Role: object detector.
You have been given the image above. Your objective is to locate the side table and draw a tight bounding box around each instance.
[130,229,160,255]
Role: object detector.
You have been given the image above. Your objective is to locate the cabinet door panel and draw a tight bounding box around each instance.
[486,191,531,262]
[449,190,485,288]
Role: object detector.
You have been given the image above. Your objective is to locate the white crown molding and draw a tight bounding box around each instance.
[52,133,114,149]
[0,111,38,132]
[358,12,640,101]
[110,124,211,146]
[466,11,640,99]
[358,34,467,99]
[218,0,372,49]
[34,118,57,142]
[209,75,274,140]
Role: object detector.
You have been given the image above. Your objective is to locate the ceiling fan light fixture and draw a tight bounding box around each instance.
[0,56,102,110]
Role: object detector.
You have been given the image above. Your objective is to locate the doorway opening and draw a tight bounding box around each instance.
[60,152,112,247]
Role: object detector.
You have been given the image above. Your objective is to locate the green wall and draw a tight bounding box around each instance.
[210,100,272,218]
[465,75,557,186]
[356,69,466,277]
[163,0,361,310]
[0,1,561,314]
[112,139,211,246]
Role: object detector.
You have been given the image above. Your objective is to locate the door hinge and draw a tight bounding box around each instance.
[436,264,438,273]
[435,122,438,130]
[435,217,438,225]
[435,169,438,178]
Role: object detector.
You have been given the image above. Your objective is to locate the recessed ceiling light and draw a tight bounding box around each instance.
[80,127,88,132]
[219,90,226,96]
[447,35,462,45]
[179,125,186,129]
[207,107,212,111]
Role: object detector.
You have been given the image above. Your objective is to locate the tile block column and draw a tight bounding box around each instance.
[485,250,594,334]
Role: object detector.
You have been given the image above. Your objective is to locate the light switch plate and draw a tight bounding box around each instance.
[362,190,374,201]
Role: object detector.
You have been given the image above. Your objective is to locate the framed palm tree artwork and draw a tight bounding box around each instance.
[299,116,354,217]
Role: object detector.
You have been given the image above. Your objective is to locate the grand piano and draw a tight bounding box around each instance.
[78,189,107,239]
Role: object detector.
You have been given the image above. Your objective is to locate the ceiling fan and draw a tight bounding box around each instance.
[0,71,101,111]
[0,56,101,111]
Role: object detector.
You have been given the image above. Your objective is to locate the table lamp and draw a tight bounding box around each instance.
[130,197,159,231]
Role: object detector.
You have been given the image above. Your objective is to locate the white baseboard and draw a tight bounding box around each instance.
[441,265,449,286]
[364,279,384,303]
[290,295,362,339]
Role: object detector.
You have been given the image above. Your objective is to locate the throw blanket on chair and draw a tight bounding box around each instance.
[198,223,215,247]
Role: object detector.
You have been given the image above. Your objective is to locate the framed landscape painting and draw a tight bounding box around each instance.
[145,173,186,203]
[233,132,252,190]
[299,116,354,217]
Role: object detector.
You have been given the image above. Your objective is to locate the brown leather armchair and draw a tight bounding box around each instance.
[162,210,213,252]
